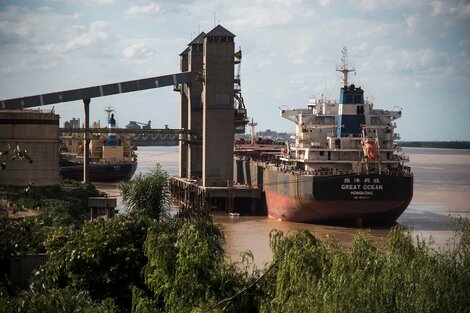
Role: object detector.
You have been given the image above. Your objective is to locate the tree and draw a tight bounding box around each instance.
[5,287,117,313]
[138,205,258,313]
[0,216,47,292]
[257,225,470,313]
[119,165,171,220]
[36,215,150,311]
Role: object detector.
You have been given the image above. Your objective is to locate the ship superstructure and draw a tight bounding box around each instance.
[280,47,409,177]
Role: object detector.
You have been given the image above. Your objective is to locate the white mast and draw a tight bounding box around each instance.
[104,105,114,121]
[248,118,258,145]
[336,47,355,88]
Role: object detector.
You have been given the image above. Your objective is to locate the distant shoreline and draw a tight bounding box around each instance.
[398,141,470,149]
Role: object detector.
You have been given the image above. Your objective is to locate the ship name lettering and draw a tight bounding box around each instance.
[342,184,383,190]
[351,191,373,196]
[341,184,361,190]
[363,184,383,190]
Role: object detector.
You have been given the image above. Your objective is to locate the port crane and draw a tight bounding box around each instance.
[126,120,152,129]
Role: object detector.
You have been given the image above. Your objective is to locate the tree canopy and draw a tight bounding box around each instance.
[1,166,469,313]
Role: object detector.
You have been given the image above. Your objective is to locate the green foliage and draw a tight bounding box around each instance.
[0,216,46,260]
[6,287,117,313]
[141,205,258,313]
[0,285,13,312]
[131,286,162,313]
[1,181,102,227]
[36,215,150,311]
[258,226,470,313]
[0,216,47,290]
[2,163,468,312]
[260,229,329,312]
[119,165,171,220]
[39,199,77,227]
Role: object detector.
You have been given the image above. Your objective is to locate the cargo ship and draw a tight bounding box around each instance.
[235,48,413,226]
[60,108,137,182]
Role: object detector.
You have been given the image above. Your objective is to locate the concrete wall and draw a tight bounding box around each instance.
[187,36,204,178]
[0,110,59,186]
[202,28,235,187]
[179,50,189,178]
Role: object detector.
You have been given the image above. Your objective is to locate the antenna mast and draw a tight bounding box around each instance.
[336,47,355,88]
[248,118,258,145]
[104,105,114,121]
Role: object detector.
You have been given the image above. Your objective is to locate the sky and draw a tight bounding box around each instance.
[0,0,469,141]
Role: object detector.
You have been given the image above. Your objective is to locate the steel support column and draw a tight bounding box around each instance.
[83,98,90,183]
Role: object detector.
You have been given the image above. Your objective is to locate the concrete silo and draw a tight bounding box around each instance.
[0,110,59,186]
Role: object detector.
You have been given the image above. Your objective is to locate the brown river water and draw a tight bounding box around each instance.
[95,146,470,266]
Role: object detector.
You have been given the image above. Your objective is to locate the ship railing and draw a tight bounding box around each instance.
[380,165,413,177]
[305,168,353,176]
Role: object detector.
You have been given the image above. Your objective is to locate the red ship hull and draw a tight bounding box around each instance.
[262,171,413,226]
[265,189,411,225]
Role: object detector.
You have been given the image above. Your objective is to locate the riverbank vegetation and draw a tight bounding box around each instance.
[1,168,469,312]
[0,179,102,226]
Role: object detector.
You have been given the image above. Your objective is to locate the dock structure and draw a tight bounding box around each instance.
[88,197,117,220]
[170,177,263,215]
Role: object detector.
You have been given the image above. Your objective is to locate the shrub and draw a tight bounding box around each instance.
[10,287,117,313]
[258,225,470,313]
[140,205,258,313]
[119,165,171,220]
[36,215,150,311]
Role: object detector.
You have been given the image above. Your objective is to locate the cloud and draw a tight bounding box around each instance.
[349,0,429,12]
[32,20,109,54]
[270,0,303,7]
[429,1,470,18]
[430,1,445,16]
[373,48,448,75]
[61,21,109,52]
[0,6,107,54]
[88,0,115,4]
[68,0,116,4]
[0,6,32,39]
[122,42,156,58]
[458,39,469,47]
[406,15,417,32]
[229,7,295,29]
[126,3,162,17]
[227,2,316,31]
[0,5,111,76]
[449,1,470,18]
[318,0,330,7]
